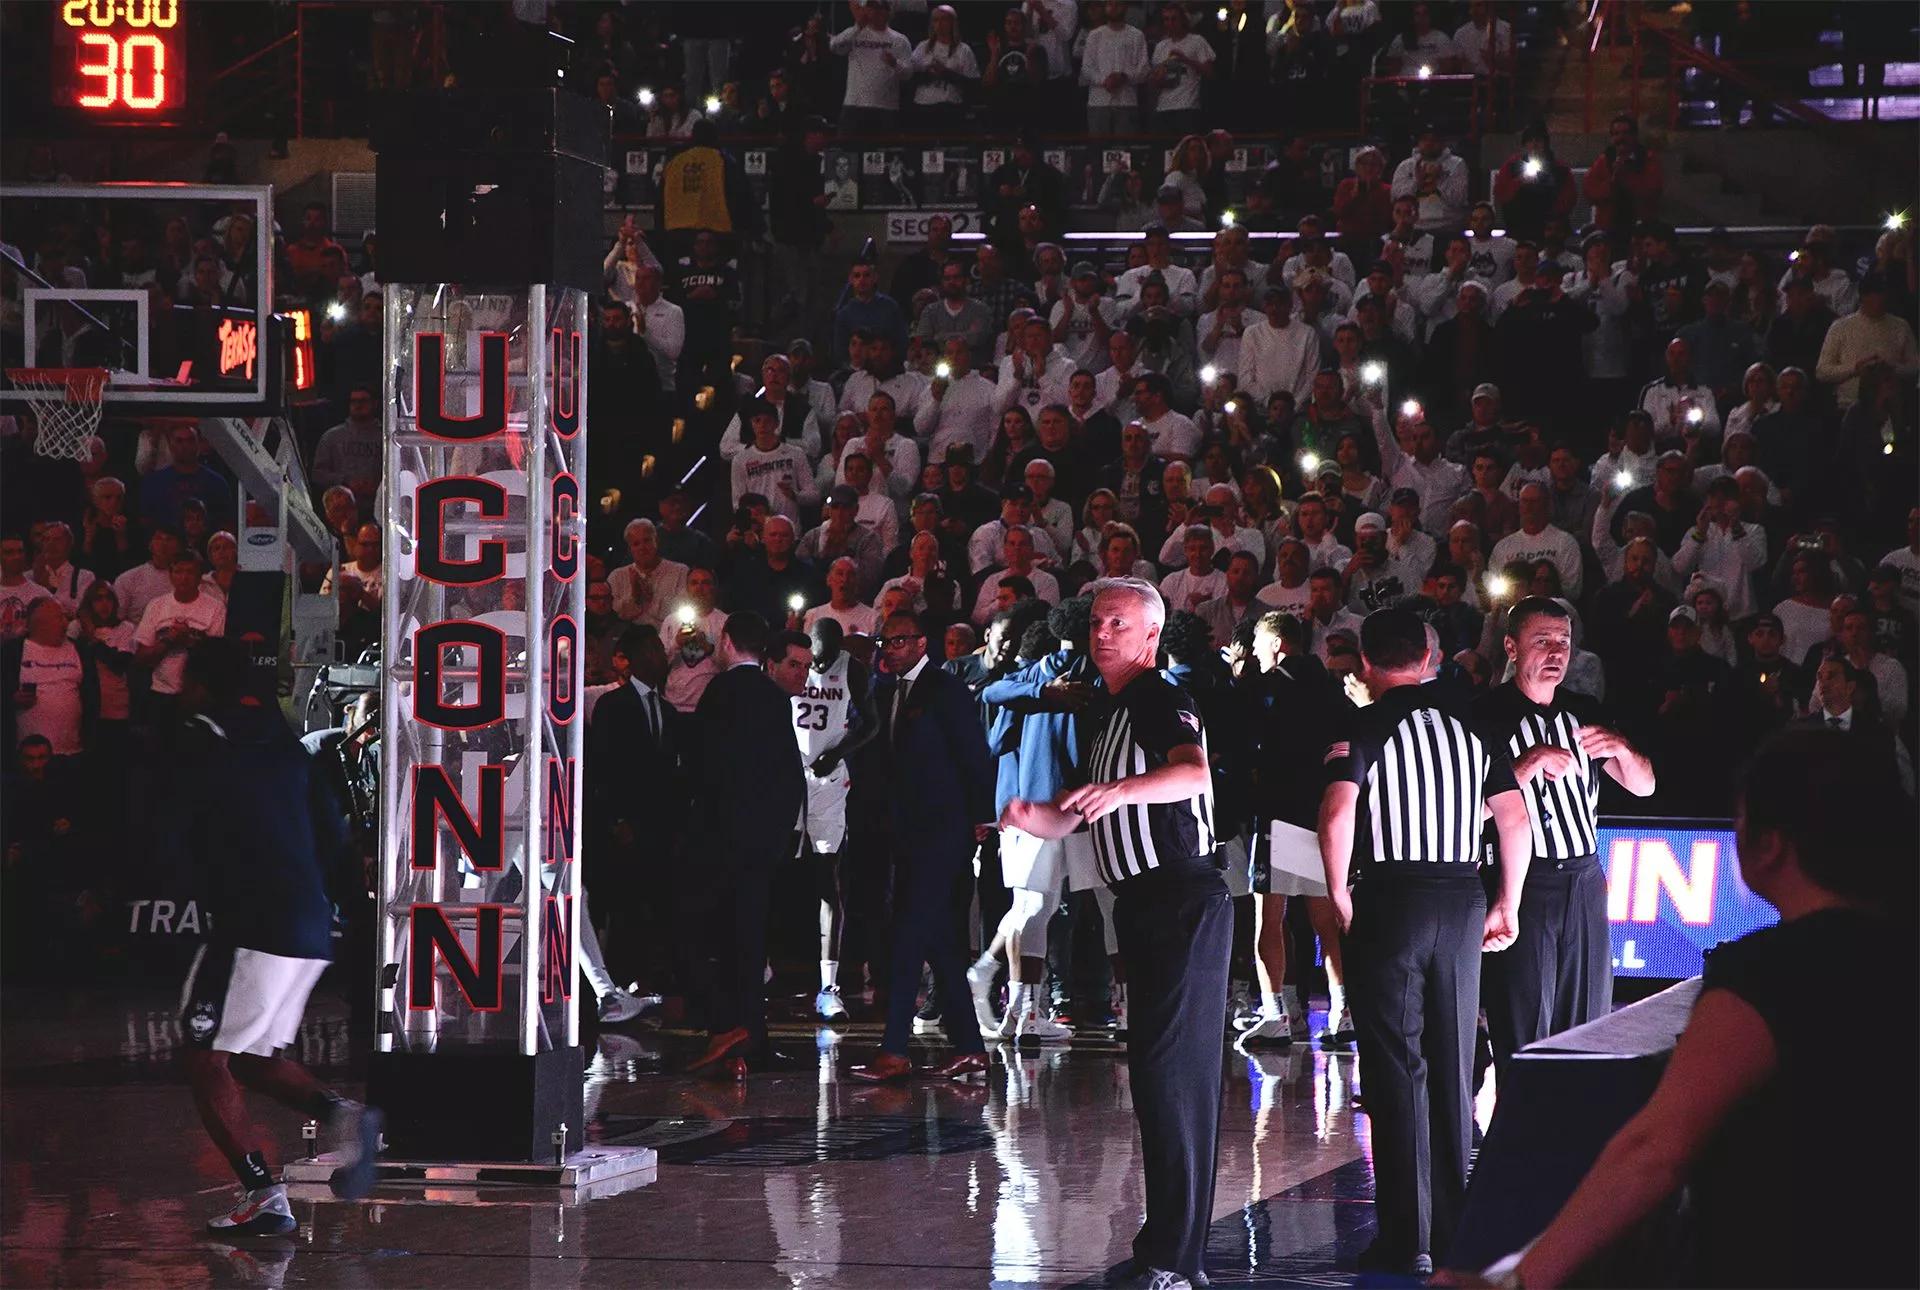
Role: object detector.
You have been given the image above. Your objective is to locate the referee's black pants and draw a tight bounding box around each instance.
[1483,857,1610,1083]
[1112,863,1233,1280]
[1347,872,1485,1266]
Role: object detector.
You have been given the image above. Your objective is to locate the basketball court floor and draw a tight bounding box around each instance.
[1,978,1383,1288]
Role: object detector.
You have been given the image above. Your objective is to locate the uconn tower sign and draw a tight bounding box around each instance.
[369,90,605,1163]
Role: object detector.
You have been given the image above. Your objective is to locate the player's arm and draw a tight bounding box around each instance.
[1317,779,1359,932]
[816,658,880,773]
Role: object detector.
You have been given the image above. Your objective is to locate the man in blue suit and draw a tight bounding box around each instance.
[852,609,997,1082]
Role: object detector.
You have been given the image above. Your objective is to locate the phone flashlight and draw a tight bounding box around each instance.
[1400,398,1422,419]
[1614,469,1634,490]
[1360,360,1385,385]
[1417,64,1433,79]
[1485,573,1512,601]
[326,301,348,323]
[676,604,698,626]
[1686,406,1705,425]
[1223,399,1239,415]
[1220,209,1236,228]
[1888,212,1909,231]
[1200,364,1219,385]
[788,593,807,613]
[1522,158,1542,179]
[637,88,655,107]
[705,95,723,114]
[934,361,952,379]
[1299,451,1321,474]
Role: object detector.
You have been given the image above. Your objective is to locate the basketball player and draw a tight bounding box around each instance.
[793,619,879,1020]
[172,639,382,1235]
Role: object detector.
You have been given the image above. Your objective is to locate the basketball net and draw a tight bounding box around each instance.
[6,368,109,462]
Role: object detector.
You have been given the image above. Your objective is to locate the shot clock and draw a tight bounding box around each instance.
[53,0,186,121]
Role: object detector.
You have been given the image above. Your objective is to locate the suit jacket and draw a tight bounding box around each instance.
[873,661,995,841]
[689,664,805,856]
[586,680,685,837]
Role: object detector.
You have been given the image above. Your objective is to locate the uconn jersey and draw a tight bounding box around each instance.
[1084,672,1217,886]
[1474,684,1608,860]
[794,653,855,762]
[1328,682,1517,869]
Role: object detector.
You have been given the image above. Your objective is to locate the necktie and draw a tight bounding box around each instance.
[1828,716,1844,729]
[643,689,660,742]
[890,677,909,742]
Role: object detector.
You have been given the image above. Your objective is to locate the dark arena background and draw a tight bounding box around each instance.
[2,2,1916,1287]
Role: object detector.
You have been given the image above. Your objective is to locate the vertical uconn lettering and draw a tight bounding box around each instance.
[416,332,509,441]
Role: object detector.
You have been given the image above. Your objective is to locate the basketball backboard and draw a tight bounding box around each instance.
[1,182,276,411]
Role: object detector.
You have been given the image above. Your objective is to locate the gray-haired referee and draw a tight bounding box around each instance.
[1318,608,1532,1277]
[1000,577,1229,1290]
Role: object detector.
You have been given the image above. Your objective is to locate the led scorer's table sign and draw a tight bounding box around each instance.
[1598,820,1776,980]
[54,0,185,121]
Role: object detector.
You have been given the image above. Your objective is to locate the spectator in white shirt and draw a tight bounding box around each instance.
[839,335,931,430]
[804,558,882,638]
[908,6,981,120]
[969,526,1062,626]
[1147,2,1215,136]
[12,598,88,756]
[1257,538,1314,613]
[643,85,704,140]
[969,484,1060,572]
[610,520,690,628]
[1236,283,1322,408]
[1197,268,1253,380]
[657,566,727,652]
[996,315,1077,416]
[1161,526,1228,612]
[719,354,821,462]
[1293,492,1355,573]
[1673,477,1769,620]
[1391,125,1472,233]
[837,390,923,504]
[1131,371,1201,461]
[111,527,184,626]
[830,2,914,133]
[731,399,819,525]
[29,522,94,614]
[1024,457,1077,559]
[1451,0,1512,75]
[841,452,901,554]
[1384,1,1457,73]
[1490,483,1586,600]
[133,555,226,705]
[1113,226,1199,317]
[1080,0,1150,134]
[630,261,686,395]
[1639,337,1723,443]
[1376,407,1470,534]
[1051,261,1122,371]
[922,337,1001,466]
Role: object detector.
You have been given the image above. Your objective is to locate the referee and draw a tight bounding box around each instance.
[1000,577,1229,1289]
[1317,608,1531,1277]
[1477,597,1655,1081]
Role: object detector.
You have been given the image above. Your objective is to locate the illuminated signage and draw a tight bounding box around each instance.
[54,0,186,121]
[1600,822,1776,979]
[217,317,257,380]
[287,310,315,391]
[379,290,588,1056]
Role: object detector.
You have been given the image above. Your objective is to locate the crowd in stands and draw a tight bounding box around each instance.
[2,1,1916,994]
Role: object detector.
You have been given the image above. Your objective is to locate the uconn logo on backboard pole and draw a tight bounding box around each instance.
[402,324,583,1016]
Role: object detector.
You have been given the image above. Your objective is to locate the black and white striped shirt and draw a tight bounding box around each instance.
[1327,682,1517,871]
[1085,671,1216,886]
[1475,683,1609,860]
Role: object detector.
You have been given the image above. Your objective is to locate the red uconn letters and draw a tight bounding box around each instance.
[405,326,584,1013]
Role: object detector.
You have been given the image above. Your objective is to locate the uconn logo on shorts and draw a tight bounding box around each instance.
[188,1001,219,1041]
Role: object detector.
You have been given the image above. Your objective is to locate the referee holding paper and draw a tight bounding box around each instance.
[1318,608,1532,1277]
[999,577,1229,1290]
[1476,597,1656,1080]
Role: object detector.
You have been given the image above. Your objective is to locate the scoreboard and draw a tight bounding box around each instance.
[52,0,186,122]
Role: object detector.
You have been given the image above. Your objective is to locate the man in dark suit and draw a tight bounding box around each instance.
[852,609,997,1082]
[585,630,682,1007]
[1798,655,1915,795]
[684,613,807,1075]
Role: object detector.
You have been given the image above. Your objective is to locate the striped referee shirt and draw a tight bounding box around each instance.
[1475,683,1609,860]
[1084,671,1217,886]
[1327,682,1517,871]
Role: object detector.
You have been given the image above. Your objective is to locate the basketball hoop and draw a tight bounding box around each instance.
[6,368,110,462]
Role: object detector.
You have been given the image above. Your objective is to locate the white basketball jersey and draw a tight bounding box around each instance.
[793,652,855,760]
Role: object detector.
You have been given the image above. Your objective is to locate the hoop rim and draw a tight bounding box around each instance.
[5,367,112,402]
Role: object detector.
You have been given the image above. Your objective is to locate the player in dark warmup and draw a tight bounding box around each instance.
[173,639,382,1235]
